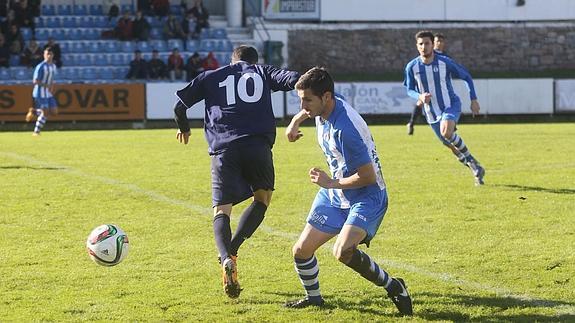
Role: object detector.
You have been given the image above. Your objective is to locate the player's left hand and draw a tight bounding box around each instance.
[470,100,480,117]
[176,130,190,144]
[309,167,335,188]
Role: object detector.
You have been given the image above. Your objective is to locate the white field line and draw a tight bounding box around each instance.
[2,151,573,315]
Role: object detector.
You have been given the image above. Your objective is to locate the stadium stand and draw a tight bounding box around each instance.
[0,2,234,84]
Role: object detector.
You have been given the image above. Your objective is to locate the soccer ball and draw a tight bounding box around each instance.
[86,224,129,266]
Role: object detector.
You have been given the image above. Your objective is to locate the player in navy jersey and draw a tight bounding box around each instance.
[407,32,449,135]
[404,30,485,185]
[25,46,58,136]
[173,45,300,298]
[283,67,413,316]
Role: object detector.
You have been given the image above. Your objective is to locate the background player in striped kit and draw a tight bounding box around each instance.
[284,67,413,316]
[404,30,485,185]
[406,32,449,135]
[25,46,58,136]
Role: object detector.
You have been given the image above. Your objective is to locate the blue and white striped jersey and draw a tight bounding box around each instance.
[315,96,386,209]
[404,54,477,124]
[32,61,57,99]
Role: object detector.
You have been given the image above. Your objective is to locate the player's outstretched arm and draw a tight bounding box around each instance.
[285,110,308,142]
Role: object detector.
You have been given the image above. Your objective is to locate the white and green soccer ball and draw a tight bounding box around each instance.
[86,224,129,266]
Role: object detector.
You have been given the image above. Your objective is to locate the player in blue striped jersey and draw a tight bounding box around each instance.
[407,32,449,135]
[284,67,412,316]
[25,46,58,136]
[174,45,300,299]
[404,30,485,185]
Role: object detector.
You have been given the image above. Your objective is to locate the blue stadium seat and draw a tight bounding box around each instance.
[186,39,199,52]
[100,67,115,80]
[211,28,227,39]
[150,40,167,52]
[110,53,125,66]
[103,41,120,53]
[77,17,93,28]
[116,66,129,79]
[80,67,98,80]
[59,42,71,53]
[11,67,31,80]
[62,54,76,66]
[35,29,49,41]
[89,4,103,15]
[121,41,136,53]
[84,29,100,40]
[74,5,89,16]
[136,41,151,52]
[34,17,43,28]
[93,54,109,66]
[167,39,184,51]
[93,16,108,28]
[50,29,66,41]
[0,68,11,80]
[216,40,233,52]
[68,29,82,41]
[43,17,60,28]
[9,55,20,67]
[121,4,134,13]
[61,17,75,28]
[57,5,73,15]
[85,41,101,53]
[21,28,33,41]
[199,39,216,52]
[69,41,84,53]
[216,52,231,65]
[199,28,210,39]
[42,5,56,16]
[149,28,163,40]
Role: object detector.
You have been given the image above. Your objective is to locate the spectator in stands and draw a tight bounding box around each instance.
[167,47,185,81]
[0,34,10,68]
[105,1,120,21]
[0,0,7,17]
[163,14,185,40]
[28,0,40,17]
[20,39,42,67]
[43,37,62,68]
[202,51,219,71]
[133,10,151,41]
[148,49,168,79]
[138,0,152,16]
[0,10,17,37]
[152,0,170,17]
[184,51,203,81]
[116,11,134,41]
[13,0,35,34]
[181,12,195,39]
[126,49,148,79]
[189,0,209,39]
[6,24,24,56]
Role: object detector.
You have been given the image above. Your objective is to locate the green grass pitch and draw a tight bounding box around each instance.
[0,123,573,321]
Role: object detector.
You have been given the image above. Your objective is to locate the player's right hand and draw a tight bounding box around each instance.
[176,130,190,144]
[285,124,303,142]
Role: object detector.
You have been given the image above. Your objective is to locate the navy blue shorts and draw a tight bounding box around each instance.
[211,138,274,207]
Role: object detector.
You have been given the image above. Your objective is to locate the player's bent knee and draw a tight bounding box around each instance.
[333,244,354,263]
[292,243,312,259]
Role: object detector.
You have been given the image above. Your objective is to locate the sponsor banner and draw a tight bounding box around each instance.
[0,84,145,121]
[263,0,320,20]
[147,83,285,120]
[287,82,416,115]
[555,80,575,112]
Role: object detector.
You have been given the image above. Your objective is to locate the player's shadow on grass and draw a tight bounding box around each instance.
[0,165,65,170]
[267,291,402,317]
[416,291,575,322]
[496,184,575,195]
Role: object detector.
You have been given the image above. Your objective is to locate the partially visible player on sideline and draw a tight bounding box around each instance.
[404,30,485,185]
[173,45,300,299]
[25,46,57,136]
[406,32,449,135]
[283,67,413,316]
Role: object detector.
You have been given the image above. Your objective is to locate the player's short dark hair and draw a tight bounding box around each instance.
[434,32,445,40]
[44,46,53,54]
[415,30,434,41]
[295,67,334,98]
[232,45,258,64]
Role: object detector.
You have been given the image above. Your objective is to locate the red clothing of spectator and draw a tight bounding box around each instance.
[202,51,219,71]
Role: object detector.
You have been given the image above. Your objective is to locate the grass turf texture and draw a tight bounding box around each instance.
[0,124,573,321]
